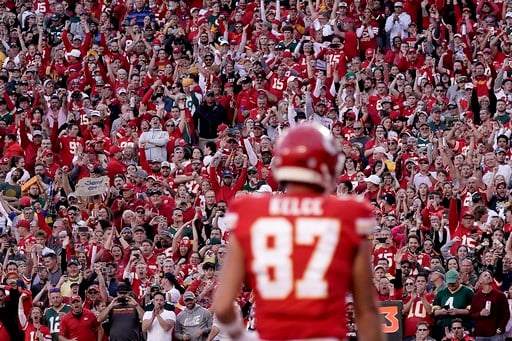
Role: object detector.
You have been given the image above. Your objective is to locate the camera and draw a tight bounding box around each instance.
[6,238,16,248]
[376,237,387,243]
[117,297,128,304]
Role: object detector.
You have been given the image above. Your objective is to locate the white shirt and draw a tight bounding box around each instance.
[384,11,411,43]
[142,309,176,340]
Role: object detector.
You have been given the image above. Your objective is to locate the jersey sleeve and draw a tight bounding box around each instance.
[353,199,377,236]
[224,197,246,233]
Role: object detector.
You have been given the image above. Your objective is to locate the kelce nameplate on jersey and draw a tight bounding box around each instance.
[269,197,323,216]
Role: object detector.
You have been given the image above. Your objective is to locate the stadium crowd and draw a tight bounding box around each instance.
[2,0,512,340]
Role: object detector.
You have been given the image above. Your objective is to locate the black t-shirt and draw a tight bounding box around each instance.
[108,303,141,341]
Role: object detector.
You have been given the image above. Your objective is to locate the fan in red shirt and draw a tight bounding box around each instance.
[448,203,481,253]
[41,150,61,178]
[18,294,51,341]
[402,274,435,338]
[266,63,290,100]
[51,122,84,168]
[106,145,127,182]
[373,227,398,276]
[234,76,258,125]
[59,295,100,341]
[401,235,431,274]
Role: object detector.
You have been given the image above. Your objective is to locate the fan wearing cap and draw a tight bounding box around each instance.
[446,203,481,256]
[193,90,229,147]
[234,75,258,125]
[432,269,474,338]
[60,295,101,341]
[176,291,213,340]
[18,114,43,172]
[147,187,175,223]
[106,144,127,181]
[175,158,207,190]
[384,2,411,45]
[208,153,248,202]
[97,282,145,340]
[409,155,433,188]
[15,219,38,254]
[362,174,381,202]
[111,182,145,226]
[41,148,62,178]
[62,20,92,59]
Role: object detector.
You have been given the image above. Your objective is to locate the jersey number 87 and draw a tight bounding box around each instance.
[251,217,340,300]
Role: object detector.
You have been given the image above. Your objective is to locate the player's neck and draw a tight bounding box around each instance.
[285,182,324,195]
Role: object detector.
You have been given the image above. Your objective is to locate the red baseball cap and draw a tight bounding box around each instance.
[71,295,82,303]
[217,123,228,132]
[17,220,31,228]
[87,284,99,292]
[122,183,135,191]
[179,238,191,248]
[19,196,32,207]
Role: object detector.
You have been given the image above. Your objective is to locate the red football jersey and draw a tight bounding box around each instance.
[403,293,435,337]
[228,194,375,340]
[58,136,84,168]
[24,324,51,341]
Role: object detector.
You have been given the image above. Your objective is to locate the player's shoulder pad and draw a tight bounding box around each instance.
[330,195,376,236]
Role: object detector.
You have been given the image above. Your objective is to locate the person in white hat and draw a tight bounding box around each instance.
[384,1,411,46]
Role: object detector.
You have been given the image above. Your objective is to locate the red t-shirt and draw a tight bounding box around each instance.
[59,309,99,341]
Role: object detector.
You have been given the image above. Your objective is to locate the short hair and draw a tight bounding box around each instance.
[451,318,464,328]
[152,291,166,300]
[34,230,47,239]
[141,239,153,246]
[205,141,217,153]
[416,321,429,330]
